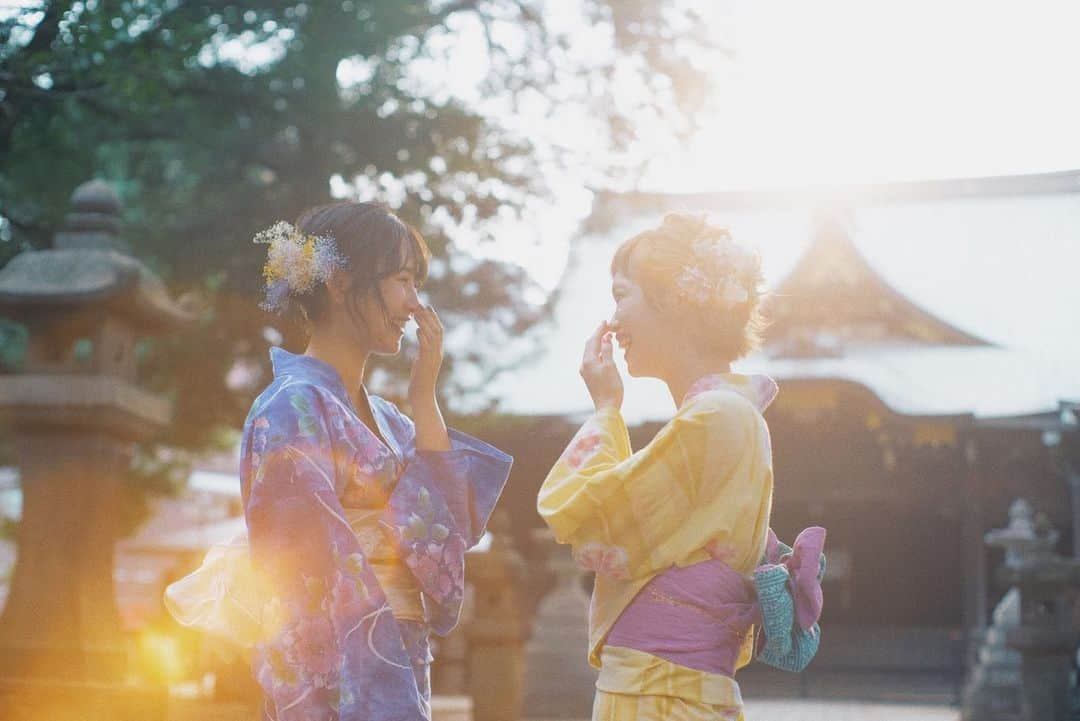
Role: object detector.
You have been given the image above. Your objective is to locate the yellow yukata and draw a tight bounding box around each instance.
[537,373,778,721]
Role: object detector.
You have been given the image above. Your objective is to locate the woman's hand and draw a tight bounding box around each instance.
[580,321,623,412]
[409,305,451,451]
[408,305,444,403]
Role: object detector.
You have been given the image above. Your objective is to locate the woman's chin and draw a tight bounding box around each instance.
[373,335,403,355]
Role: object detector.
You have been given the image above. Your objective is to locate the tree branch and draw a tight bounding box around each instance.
[13,1,67,64]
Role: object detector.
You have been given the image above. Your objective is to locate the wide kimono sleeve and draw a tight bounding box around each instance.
[537,393,773,581]
[376,405,513,636]
[243,384,427,721]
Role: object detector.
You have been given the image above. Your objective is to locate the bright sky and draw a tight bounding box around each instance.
[410,0,1080,294]
[482,0,1080,419]
[644,0,1080,191]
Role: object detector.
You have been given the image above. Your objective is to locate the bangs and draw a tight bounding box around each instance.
[375,216,431,283]
[610,233,645,281]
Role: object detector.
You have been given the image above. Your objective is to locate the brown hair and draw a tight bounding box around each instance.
[293,201,429,330]
[611,212,766,362]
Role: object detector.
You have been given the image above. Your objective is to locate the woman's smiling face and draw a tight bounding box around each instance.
[610,271,679,378]
[365,265,423,355]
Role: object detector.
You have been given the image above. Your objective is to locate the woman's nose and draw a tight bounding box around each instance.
[405,287,423,313]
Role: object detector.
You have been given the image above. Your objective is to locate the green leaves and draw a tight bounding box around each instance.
[0,1,717,521]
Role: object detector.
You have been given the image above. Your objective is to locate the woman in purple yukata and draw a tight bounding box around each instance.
[538,214,826,721]
[166,201,512,721]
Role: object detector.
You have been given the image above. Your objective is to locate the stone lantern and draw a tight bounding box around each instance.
[0,180,189,720]
[972,499,1080,721]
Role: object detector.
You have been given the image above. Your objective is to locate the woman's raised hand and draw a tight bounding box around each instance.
[580,321,623,412]
[408,305,444,403]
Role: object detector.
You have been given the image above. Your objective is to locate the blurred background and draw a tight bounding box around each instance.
[1,1,1078,720]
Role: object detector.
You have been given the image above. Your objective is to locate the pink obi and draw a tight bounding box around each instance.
[604,528,826,677]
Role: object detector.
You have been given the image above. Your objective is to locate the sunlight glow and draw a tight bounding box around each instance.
[644,0,1080,191]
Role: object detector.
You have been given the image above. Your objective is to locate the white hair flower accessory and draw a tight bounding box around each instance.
[675,231,756,309]
[254,221,346,313]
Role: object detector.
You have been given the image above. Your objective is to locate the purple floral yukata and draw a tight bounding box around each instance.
[243,348,511,720]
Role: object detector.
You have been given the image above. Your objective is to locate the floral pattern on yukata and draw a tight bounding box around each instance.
[574,542,631,579]
[240,348,512,721]
[560,420,604,469]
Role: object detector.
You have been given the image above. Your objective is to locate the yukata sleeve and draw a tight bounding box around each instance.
[244,386,426,721]
[537,394,771,580]
[381,426,513,636]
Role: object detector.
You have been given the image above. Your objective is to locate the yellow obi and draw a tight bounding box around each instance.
[341,507,424,623]
[164,507,423,646]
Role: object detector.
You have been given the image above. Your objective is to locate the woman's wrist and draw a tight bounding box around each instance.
[593,398,621,413]
[411,394,451,452]
[408,382,437,405]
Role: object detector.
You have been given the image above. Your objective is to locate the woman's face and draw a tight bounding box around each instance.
[610,271,679,378]
[346,265,423,356]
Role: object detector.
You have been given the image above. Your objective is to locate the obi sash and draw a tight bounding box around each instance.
[341,507,423,622]
[604,527,826,676]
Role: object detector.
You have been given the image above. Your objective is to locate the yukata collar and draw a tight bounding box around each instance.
[269,346,403,460]
[681,372,779,413]
[269,346,354,410]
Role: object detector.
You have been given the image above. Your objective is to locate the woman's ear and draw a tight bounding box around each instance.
[325,271,350,306]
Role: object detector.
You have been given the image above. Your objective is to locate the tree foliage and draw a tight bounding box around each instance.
[0,0,717,465]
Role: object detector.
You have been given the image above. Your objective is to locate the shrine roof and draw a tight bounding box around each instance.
[751,343,1076,420]
[492,170,1080,423]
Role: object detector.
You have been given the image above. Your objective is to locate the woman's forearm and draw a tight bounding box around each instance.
[411,392,451,452]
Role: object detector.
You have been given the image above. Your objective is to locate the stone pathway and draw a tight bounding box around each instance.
[529,701,959,721]
[742,699,959,720]
[171,698,961,721]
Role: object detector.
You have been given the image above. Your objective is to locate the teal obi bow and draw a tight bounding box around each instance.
[753,526,827,672]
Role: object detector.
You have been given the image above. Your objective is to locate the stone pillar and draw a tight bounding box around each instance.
[465,510,527,721]
[0,181,188,720]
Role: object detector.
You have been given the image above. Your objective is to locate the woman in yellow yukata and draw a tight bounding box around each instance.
[538,213,826,721]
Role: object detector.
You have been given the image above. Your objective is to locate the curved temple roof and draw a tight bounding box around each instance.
[495,171,1080,423]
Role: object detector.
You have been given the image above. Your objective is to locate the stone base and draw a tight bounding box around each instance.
[432,694,473,721]
[0,678,167,721]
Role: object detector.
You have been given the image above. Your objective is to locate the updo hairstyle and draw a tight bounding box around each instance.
[610,213,766,362]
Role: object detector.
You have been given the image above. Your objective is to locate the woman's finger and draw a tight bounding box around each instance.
[414,312,434,338]
[582,322,607,364]
[416,306,442,338]
[425,305,443,331]
[599,332,614,365]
